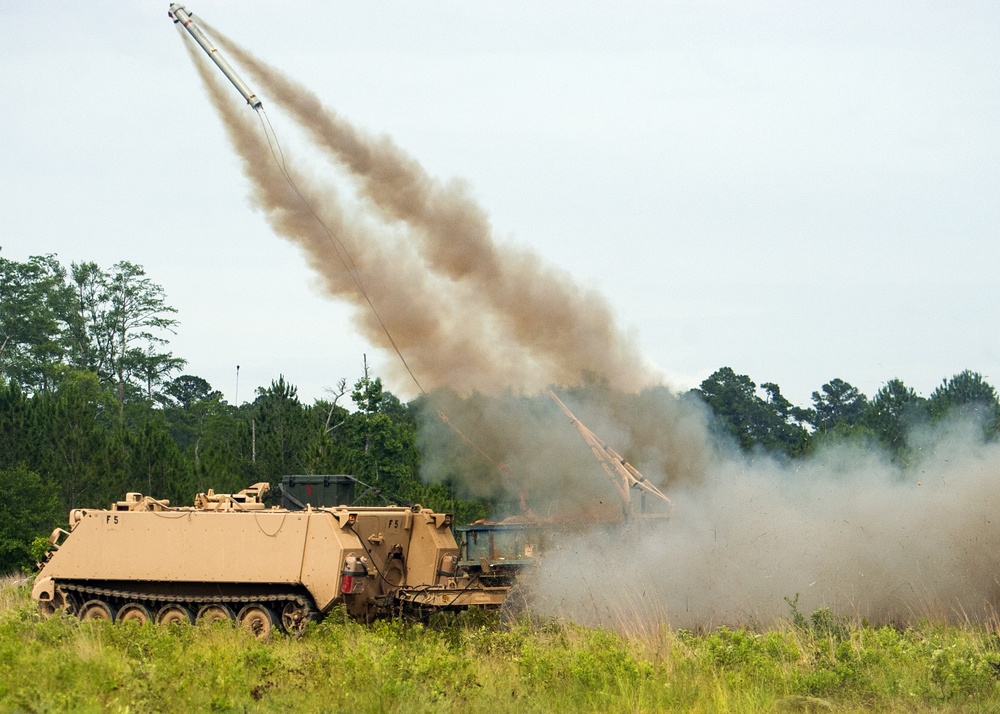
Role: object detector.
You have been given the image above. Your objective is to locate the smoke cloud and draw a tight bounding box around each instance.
[415,386,712,512]
[531,417,1000,629]
[179,25,1000,628]
[418,386,1000,628]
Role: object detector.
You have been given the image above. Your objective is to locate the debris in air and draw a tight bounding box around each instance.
[168,4,263,110]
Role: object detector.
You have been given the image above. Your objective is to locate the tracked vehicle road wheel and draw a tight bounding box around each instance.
[280,601,312,635]
[156,604,194,626]
[79,599,116,622]
[197,604,234,626]
[238,604,276,639]
[37,588,76,618]
[118,603,153,624]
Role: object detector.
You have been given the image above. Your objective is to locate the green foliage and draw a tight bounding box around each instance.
[0,253,74,392]
[0,379,32,468]
[928,370,1000,437]
[0,328,489,519]
[694,368,1000,459]
[810,378,868,433]
[343,375,419,493]
[784,593,807,629]
[121,408,192,505]
[863,378,928,458]
[3,582,1000,713]
[248,376,311,483]
[0,465,61,573]
[162,374,220,410]
[29,536,52,563]
[807,420,881,454]
[31,369,124,510]
[68,261,184,412]
[694,367,809,456]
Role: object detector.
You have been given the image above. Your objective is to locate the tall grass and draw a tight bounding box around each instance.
[2,579,999,713]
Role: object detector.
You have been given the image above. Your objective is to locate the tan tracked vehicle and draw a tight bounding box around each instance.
[32,483,508,635]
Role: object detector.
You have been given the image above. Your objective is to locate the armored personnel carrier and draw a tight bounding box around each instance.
[32,483,507,635]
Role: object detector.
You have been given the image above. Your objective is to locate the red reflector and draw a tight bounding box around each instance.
[341,574,353,593]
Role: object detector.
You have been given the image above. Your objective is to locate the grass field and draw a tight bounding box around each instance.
[2,578,1000,713]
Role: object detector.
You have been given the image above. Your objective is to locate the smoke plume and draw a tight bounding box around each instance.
[183,36,568,394]
[203,21,659,395]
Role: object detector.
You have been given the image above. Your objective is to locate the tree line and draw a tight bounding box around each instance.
[2,251,996,572]
[694,367,999,459]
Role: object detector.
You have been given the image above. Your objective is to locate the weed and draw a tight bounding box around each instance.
[785,593,808,630]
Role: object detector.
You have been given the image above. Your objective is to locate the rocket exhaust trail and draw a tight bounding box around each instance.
[174,9,604,394]
[206,24,660,393]
[178,33,553,395]
[171,5,428,394]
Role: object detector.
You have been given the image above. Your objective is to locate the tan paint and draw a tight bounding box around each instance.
[32,484,508,620]
[298,510,363,611]
[39,509,312,583]
[406,511,460,586]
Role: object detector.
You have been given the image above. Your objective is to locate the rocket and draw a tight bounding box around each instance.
[168,4,263,110]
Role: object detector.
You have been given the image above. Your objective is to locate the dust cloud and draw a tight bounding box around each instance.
[415,386,712,512]
[419,386,1000,628]
[179,24,1000,628]
[529,414,1000,630]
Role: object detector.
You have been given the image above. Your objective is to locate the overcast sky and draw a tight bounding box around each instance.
[2,2,998,408]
